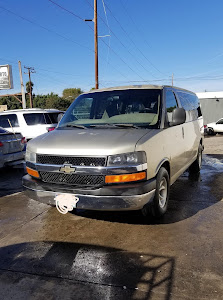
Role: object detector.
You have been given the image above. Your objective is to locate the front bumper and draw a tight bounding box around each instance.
[23,174,156,211]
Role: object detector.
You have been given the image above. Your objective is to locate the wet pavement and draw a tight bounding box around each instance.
[0,137,223,299]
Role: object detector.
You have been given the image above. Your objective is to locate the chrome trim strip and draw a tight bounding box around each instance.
[1,139,22,143]
[35,163,148,175]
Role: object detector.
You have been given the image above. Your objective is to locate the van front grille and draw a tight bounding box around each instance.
[37,155,106,167]
[39,171,104,186]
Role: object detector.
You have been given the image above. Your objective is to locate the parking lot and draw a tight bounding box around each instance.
[0,136,223,300]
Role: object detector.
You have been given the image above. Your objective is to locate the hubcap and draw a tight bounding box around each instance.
[159,177,167,209]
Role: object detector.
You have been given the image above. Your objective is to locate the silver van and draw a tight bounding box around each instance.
[23,85,203,218]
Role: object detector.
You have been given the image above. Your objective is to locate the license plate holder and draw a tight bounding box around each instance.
[54,193,79,214]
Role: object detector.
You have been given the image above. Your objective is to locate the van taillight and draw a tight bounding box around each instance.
[0,142,3,147]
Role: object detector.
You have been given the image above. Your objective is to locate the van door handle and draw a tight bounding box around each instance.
[182,127,184,138]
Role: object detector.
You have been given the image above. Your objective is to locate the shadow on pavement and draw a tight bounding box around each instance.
[0,242,175,300]
[0,165,26,197]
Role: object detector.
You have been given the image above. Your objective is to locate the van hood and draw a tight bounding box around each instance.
[28,128,152,156]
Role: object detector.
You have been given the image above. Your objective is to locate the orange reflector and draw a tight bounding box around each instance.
[105,171,146,184]
[27,167,40,178]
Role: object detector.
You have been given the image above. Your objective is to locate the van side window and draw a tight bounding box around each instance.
[165,90,178,123]
[176,91,201,120]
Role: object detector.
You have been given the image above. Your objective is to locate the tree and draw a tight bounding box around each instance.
[45,93,61,109]
[62,88,83,102]
[32,95,46,108]
[26,81,34,94]
[32,93,72,110]
[0,96,22,110]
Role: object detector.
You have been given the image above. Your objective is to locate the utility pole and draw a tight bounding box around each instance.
[94,0,99,89]
[172,73,174,87]
[85,0,99,89]
[18,61,26,109]
[24,66,35,108]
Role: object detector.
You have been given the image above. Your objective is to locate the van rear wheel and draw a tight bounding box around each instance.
[148,167,170,218]
[189,144,202,174]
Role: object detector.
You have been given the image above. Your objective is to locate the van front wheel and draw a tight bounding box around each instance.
[150,167,170,218]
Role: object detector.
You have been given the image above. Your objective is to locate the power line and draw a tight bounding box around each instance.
[48,0,94,32]
[46,0,131,82]
[48,0,84,21]
[2,55,223,83]
[0,55,129,86]
[103,1,165,76]
[47,0,145,81]
[84,0,151,80]
[0,4,94,52]
[0,57,18,66]
[119,0,152,50]
[101,0,111,69]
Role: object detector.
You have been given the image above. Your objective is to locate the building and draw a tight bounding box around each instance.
[196,91,223,124]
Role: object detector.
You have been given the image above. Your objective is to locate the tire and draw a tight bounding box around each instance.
[208,128,216,135]
[189,144,202,174]
[149,167,170,218]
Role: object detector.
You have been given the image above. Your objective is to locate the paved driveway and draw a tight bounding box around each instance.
[0,136,222,299]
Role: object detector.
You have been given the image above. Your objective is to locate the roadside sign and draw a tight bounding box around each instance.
[0,65,13,90]
[0,105,7,112]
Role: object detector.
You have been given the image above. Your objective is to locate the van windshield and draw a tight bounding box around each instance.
[58,89,161,129]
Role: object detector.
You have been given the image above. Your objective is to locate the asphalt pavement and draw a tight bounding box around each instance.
[0,136,222,300]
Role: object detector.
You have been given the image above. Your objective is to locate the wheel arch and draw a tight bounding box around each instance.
[155,159,170,178]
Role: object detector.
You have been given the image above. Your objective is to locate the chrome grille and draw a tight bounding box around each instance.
[37,155,106,167]
[39,172,104,186]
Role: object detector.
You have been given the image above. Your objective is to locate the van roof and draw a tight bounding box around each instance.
[84,85,196,95]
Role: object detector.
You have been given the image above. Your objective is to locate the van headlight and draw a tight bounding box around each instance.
[25,150,36,163]
[107,151,146,166]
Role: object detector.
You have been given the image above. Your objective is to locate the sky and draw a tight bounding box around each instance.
[1,0,223,97]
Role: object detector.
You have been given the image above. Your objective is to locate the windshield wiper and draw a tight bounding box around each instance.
[89,123,140,129]
[89,124,117,128]
[114,123,139,129]
[64,124,87,129]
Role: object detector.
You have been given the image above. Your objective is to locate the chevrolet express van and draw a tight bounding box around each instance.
[23,85,203,218]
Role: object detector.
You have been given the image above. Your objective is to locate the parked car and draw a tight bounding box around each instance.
[0,127,26,168]
[23,85,203,218]
[0,109,63,140]
[206,118,223,135]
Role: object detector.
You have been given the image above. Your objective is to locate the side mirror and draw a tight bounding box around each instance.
[171,107,186,126]
[58,113,64,123]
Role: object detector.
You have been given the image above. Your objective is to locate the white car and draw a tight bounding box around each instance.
[0,109,63,140]
[207,118,223,135]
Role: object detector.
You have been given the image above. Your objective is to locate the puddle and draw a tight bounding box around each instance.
[201,154,223,174]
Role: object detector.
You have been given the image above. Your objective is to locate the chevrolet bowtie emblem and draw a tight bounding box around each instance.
[60,165,76,174]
